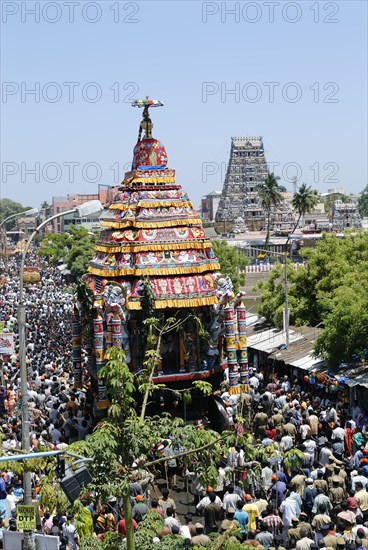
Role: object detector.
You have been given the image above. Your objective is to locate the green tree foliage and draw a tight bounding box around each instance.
[358,184,368,217]
[139,277,156,319]
[256,173,285,243]
[71,347,242,550]
[289,183,319,239]
[256,261,290,328]
[211,240,248,292]
[79,524,249,549]
[314,271,368,366]
[80,523,248,550]
[0,198,32,229]
[39,201,51,213]
[257,233,368,365]
[39,225,96,276]
[40,201,52,217]
[39,232,73,263]
[66,234,97,277]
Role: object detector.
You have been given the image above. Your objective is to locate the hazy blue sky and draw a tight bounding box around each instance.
[1,0,367,208]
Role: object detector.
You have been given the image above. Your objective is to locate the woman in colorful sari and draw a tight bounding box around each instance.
[353,429,365,455]
[76,506,94,539]
[6,385,17,417]
[344,421,355,458]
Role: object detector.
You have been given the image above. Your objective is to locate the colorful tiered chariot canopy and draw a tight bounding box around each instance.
[84,99,221,310]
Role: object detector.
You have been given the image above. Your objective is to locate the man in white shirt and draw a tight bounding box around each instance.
[275,392,287,410]
[303,436,317,464]
[2,435,17,452]
[332,424,345,441]
[229,394,239,415]
[249,375,260,390]
[351,524,368,540]
[164,508,181,530]
[351,471,368,491]
[261,463,273,491]
[28,388,38,402]
[281,434,293,452]
[179,523,191,540]
[300,423,311,441]
[222,486,241,512]
[196,491,222,513]
[214,467,226,495]
[327,406,337,423]
[279,493,297,527]
[221,390,231,403]
[281,376,291,392]
[5,487,17,519]
[237,447,245,468]
[62,515,79,550]
[319,443,333,466]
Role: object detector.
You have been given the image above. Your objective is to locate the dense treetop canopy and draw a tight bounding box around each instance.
[257,232,368,366]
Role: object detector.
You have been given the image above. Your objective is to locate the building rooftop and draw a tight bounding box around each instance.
[267,326,323,366]
[206,190,222,197]
[336,363,368,388]
[247,327,304,352]
[247,324,324,371]
[17,217,37,224]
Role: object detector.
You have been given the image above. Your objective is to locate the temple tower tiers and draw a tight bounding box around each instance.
[331,200,362,230]
[215,136,268,232]
[79,99,248,403]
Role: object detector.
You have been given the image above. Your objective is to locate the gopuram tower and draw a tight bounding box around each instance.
[215,137,268,233]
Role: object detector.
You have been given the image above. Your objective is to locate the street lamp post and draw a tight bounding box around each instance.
[0,208,39,273]
[284,255,289,348]
[18,201,102,550]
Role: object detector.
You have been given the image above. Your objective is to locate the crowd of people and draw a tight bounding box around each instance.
[0,255,98,547]
[1,254,368,549]
[185,376,368,549]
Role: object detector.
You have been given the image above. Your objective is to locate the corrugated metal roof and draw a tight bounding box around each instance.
[290,354,324,371]
[344,376,368,389]
[336,363,368,388]
[247,325,324,370]
[247,328,303,352]
[246,314,259,326]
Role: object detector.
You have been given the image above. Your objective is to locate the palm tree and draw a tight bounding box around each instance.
[288,183,319,242]
[257,173,285,244]
[324,192,350,218]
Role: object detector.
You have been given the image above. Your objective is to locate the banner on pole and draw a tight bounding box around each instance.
[16,505,36,531]
[0,333,15,355]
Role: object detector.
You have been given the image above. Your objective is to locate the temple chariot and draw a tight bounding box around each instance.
[75,100,248,408]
